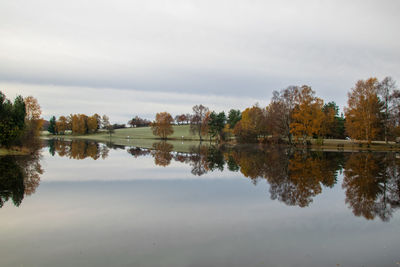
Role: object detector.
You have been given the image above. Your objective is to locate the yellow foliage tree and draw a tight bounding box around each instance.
[87,115,99,133]
[56,116,68,134]
[23,96,43,145]
[345,78,383,142]
[233,105,266,142]
[71,114,88,135]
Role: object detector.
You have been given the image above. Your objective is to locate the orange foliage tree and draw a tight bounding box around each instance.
[152,142,173,167]
[71,114,88,135]
[233,105,267,143]
[151,112,174,139]
[56,116,68,134]
[87,114,99,134]
[290,86,326,143]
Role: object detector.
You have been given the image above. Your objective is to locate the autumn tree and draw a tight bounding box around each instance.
[175,114,187,125]
[55,116,68,134]
[233,105,266,143]
[93,113,101,130]
[267,86,299,144]
[151,112,174,139]
[345,78,383,142]
[71,114,88,135]
[128,116,151,127]
[23,96,43,145]
[87,114,99,133]
[290,85,326,144]
[24,96,41,122]
[190,104,209,141]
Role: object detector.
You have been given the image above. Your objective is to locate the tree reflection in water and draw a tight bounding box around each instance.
[343,152,400,221]
[227,146,344,207]
[152,142,173,167]
[0,156,25,207]
[44,139,400,221]
[48,139,110,160]
[0,146,43,208]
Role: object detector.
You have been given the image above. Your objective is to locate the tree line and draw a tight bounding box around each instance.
[48,114,116,136]
[0,92,43,149]
[44,76,399,144]
[48,139,397,222]
[150,76,399,144]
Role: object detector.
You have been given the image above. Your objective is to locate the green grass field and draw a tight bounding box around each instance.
[77,125,207,140]
[40,124,400,153]
[43,125,213,153]
[111,125,204,140]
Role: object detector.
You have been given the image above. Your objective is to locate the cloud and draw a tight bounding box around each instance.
[0,82,261,123]
[0,0,399,118]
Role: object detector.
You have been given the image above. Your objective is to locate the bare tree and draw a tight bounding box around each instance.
[379,77,397,143]
[267,86,299,144]
[190,104,209,141]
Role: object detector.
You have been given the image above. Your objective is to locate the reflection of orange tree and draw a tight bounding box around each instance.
[49,139,109,160]
[151,142,173,167]
[343,153,400,221]
[70,140,100,160]
[229,148,267,182]
[283,152,338,207]
[227,147,342,207]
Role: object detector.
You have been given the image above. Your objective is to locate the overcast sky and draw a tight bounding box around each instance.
[1,0,399,123]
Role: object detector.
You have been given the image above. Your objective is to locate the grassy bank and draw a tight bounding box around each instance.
[300,138,400,151]
[0,147,31,156]
[45,125,206,140]
[41,125,400,152]
[43,125,212,153]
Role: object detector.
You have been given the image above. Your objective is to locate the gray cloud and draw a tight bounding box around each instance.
[1,0,399,121]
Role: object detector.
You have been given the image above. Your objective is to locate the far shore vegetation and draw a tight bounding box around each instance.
[0,92,43,156]
[3,76,400,155]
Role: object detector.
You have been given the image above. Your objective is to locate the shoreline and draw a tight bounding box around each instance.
[0,147,32,156]
[41,134,400,153]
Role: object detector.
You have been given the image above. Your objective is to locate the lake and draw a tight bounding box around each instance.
[1,139,399,267]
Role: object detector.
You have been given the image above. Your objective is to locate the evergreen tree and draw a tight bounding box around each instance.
[0,91,26,147]
[208,111,226,141]
[48,116,57,134]
[227,109,241,129]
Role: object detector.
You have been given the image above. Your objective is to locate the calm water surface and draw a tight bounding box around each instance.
[1,140,399,267]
